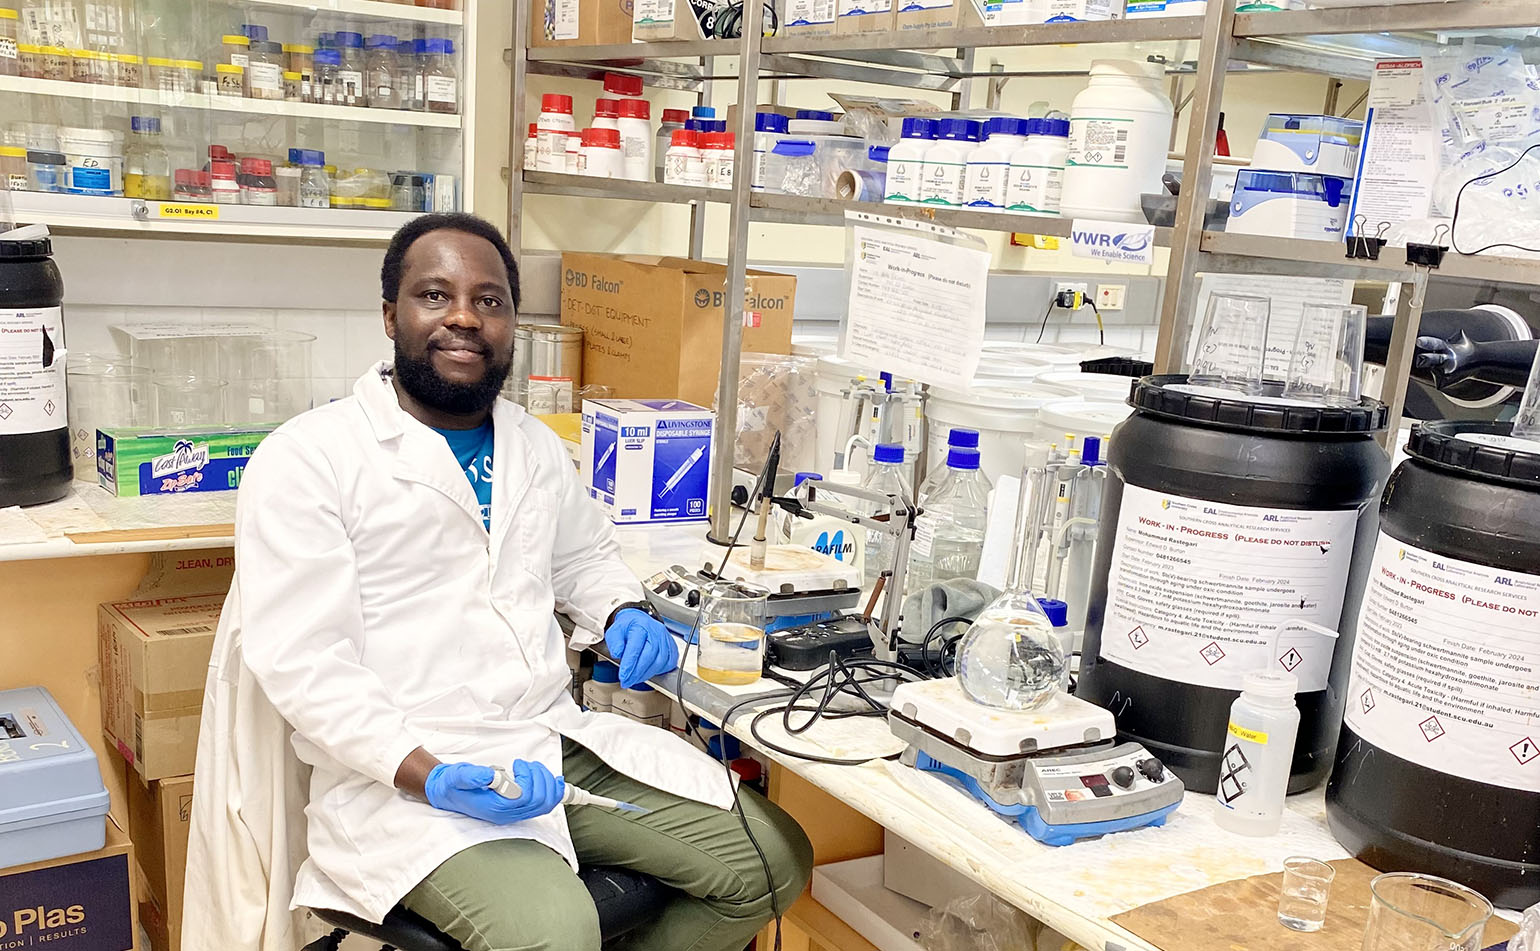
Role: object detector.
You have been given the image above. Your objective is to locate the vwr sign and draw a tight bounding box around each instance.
[1069,219,1157,265]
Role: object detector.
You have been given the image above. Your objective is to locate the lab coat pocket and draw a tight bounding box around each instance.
[513,485,560,581]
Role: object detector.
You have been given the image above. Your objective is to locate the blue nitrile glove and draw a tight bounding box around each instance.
[423,760,566,824]
[604,608,680,688]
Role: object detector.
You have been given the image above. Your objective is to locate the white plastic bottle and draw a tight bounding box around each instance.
[523,123,538,172]
[1060,60,1174,224]
[655,108,688,182]
[582,660,621,712]
[535,93,576,172]
[884,117,937,206]
[613,683,672,728]
[565,131,583,173]
[577,127,623,178]
[908,447,990,589]
[616,98,652,182]
[751,112,790,192]
[918,118,982,207]
[963,117,1030,213]
[1006,118,1071,215]
[663,129,705,186]
[592,97,620,132]
[1214,671,1300,837]
[862,443,912,589]
[702,132,735,189]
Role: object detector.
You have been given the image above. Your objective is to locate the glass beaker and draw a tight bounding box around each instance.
[66,355,151,481]
[227,377,313,425]
[1362,873,1492,951]
[1282,302,1368,407]
[1513,346,1540,442]
[1277,856,1335,932]
[1189,293,1271,395]
[151,376,226,429]
[697,581,768,686]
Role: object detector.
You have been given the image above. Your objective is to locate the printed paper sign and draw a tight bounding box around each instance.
[1345,535,1540,792]
[1069,219,1156,265]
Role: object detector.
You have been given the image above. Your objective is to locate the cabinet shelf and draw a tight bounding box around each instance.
[1198,231,1540,288]
[522,170,732,205]
[11,191,420,241]
[248,0,465,25]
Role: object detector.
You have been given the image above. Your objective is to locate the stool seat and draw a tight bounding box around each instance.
[307,865,669,950]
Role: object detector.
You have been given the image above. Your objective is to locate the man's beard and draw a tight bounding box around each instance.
[393,339,513,416]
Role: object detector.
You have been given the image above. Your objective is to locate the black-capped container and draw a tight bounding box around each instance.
[0,232,70,507]
[1326,421,1540,909]
[1076,375,1388,794]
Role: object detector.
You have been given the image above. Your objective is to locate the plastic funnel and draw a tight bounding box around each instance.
[1190,293,1271,394]
[1283,302,1367,406]
[1514,346,1540,442]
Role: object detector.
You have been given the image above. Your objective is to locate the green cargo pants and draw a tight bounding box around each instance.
[401,738,814,951]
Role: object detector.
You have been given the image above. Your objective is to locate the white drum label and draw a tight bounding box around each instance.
[1101,484,1357,691]
[0,306,67,436]
[1344,534,1540,792]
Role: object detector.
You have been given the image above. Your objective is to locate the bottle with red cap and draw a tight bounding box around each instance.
[239,157,277,205]
[702,132,735,190]
[592,98,620,132]
[524,123,538,172]
[656,108,689,182]
[603,71,644,101]
[663,129,705,187]
[565,131,583,173]
[616,99,651,182]
[577,127,623,179]
[210,159,241,204]
[535,93,575,172]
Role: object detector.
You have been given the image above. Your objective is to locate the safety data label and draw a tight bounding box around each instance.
[1344,535,1540,792]
[1101,485,1356,691]
[0,306,66,436]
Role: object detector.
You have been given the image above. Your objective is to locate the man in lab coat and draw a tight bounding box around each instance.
[228,213,812,951]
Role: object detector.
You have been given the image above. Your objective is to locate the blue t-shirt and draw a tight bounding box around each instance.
[433,421,494,530]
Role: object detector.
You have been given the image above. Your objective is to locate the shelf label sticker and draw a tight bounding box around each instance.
[1070,218,1155,265]
[157,203,220,221]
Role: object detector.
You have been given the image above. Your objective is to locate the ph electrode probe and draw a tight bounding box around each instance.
[488,767,650,814]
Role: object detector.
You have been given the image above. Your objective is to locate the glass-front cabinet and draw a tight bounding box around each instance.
[0,0,473,238]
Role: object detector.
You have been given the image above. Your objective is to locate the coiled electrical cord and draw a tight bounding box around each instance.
[702,0,778,37]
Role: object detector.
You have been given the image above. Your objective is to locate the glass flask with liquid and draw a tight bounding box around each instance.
[696,581,768,686]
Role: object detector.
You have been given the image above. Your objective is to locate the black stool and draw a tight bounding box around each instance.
[302,865,669,950]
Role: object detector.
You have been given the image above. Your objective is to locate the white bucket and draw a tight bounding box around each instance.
[814,354,862,473]
[59,126,123,196]
[925,382,1058,484]
[1029,397,1135,466]
[1033,370,1138,401]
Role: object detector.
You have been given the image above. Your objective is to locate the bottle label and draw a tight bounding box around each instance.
[248,61,283,92]
[1005,163,1063,213]
[229,52,249,69]
[963,160,1009,209]
[1343,534,1540,792]
[917,161,965,206]
[0,306,67,436]
[0,37,18,60]
[1100,484,1357,691]
[1067,117,1132,170]
[1227,721,1268,745]
[786,0,836,25]
[911,516,936,559]
[536,128,571,171]
[337,68,363,103]
[1216,719,1283,814]
[426,75,457,105]
[885,157,921,202]
[633,0,675,26]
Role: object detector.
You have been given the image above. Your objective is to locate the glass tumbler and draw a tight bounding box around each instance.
[1277,856,1335,932]
[696,581,769,686]
[1362,872,1492,951]
[1189,292,1271,395]
[66,356,151,481]
[152,376,226,429]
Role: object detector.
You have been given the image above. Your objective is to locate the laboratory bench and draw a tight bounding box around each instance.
[611,521,1357,951]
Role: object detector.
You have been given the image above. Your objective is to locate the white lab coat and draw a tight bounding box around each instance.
[183,363,733,947]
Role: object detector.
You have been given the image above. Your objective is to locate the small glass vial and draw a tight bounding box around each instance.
[313,48,341,105]
[390,172,428,211]
[364,33,398,108]
[333,31,364,106]
[245,41,285,100]
[422,38,456,114]
[17,43,43,79]
[284,43,314,101]
[292,148,329,208]
[282,70,300,100]
[215,63,244,97]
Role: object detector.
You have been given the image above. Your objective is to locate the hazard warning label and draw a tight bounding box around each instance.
[1344,533,1540,792]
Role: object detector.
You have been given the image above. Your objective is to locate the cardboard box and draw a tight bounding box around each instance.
[836,0,894,34]
[99,595,224,782]
[581,398,713,524]
[128,775,192,951]
[782,0,838,35]
[631,0,705,40]
[531,0,635,47]
[558,253,796,406]
[0,814,138,951]
[97,427,275,497]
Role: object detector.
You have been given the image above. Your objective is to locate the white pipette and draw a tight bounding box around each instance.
[488,767,650,814]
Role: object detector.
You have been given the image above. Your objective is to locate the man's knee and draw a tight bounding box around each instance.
[501,889,603,951]
[723,794,815,920]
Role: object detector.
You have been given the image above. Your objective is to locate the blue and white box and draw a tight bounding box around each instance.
[1227,169,1353,241]
[0,687,111,869]
[1252,114,1364,178]
[582,398,714,524]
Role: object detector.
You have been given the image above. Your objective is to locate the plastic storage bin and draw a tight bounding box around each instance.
[1252,114,1364,178]
[1227,169,1352,241]
[0,686,111,869]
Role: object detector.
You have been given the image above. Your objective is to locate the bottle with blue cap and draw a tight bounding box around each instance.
[918,427,990,502]
[124,116,170,200]
[963,117,1031,212]
[919,118,983,207]
[751,113,791,191]
[861,444,912,588]
[1006,117,1070,215]
[884,117,938,206]
[291,148,330,208]
[778,471,823,542]
[908,445,990,590]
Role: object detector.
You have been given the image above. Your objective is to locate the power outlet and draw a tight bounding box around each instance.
[1097,283,1127,311]
[1055,282,1089,300]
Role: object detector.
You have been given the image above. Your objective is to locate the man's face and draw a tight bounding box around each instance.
[385,229,516,417]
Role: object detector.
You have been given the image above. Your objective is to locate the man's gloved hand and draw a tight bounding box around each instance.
[604,607,679,688]
[423,760,565,824]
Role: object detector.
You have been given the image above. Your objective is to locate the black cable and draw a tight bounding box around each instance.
[918,615,972,678]
[1450,143,1540,257]
[1035,297,1055,344]
[1088,300,1104,345]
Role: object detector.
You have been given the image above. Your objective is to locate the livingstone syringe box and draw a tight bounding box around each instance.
[581,398,713,524]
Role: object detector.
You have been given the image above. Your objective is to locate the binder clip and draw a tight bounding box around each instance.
[1346,216,1387,260]
[1405,224,1449,269]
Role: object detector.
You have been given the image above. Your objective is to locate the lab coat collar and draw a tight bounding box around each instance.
[353,362,538,548]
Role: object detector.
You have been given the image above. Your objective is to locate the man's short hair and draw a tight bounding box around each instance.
[380,212,521,310]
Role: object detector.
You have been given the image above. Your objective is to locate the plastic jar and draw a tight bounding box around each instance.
[390,172,428,210]
[364,33,398,108]
[17,43,42,78]
[1061,60,1175,224]
[523,123,538,171]
[113,53,140,88]
[148,57,197,93]
[663,129,705,186]
[240,157,277,205]
[918,118,981,207]
[38,45,69,82]
[222,33,250,69]
[884,117,936,205]
[564,131,582,172]
[334,31,365,106]
[764,139,817,196]
[655,108,688,182]
[245,41,285,100]
[1007,117,1071,215]
[209,158,240,203]
[702,131,735,189]
[313,48,341,105]
[70,47,107,84]
[215,62,245,97]
[592,98,620,132]
[616,99,651,182]
[285,44,314,100]
[26,150,65,192]
[422,38,456,114]
[963,116,1029,212]
[0,9,18,78]
[577,127,623,178]
[275,162,302,206]
[281,69,300,100]
[59,127,122,195]
[0,231,71,508]
[291,149,329,208]
[535,93,575,172]
[0,146,26,191]
[751,112,789,192]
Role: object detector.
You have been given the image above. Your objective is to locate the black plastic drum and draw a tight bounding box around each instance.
[0,233,70,508]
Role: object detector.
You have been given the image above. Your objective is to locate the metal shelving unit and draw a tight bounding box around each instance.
[506,0,1540,528]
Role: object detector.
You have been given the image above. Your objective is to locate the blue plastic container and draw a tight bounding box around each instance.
[0,687,111,870]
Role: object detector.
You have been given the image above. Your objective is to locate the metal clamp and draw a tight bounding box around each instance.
[1346,216,1388,261]
[1405,224,1449,269]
